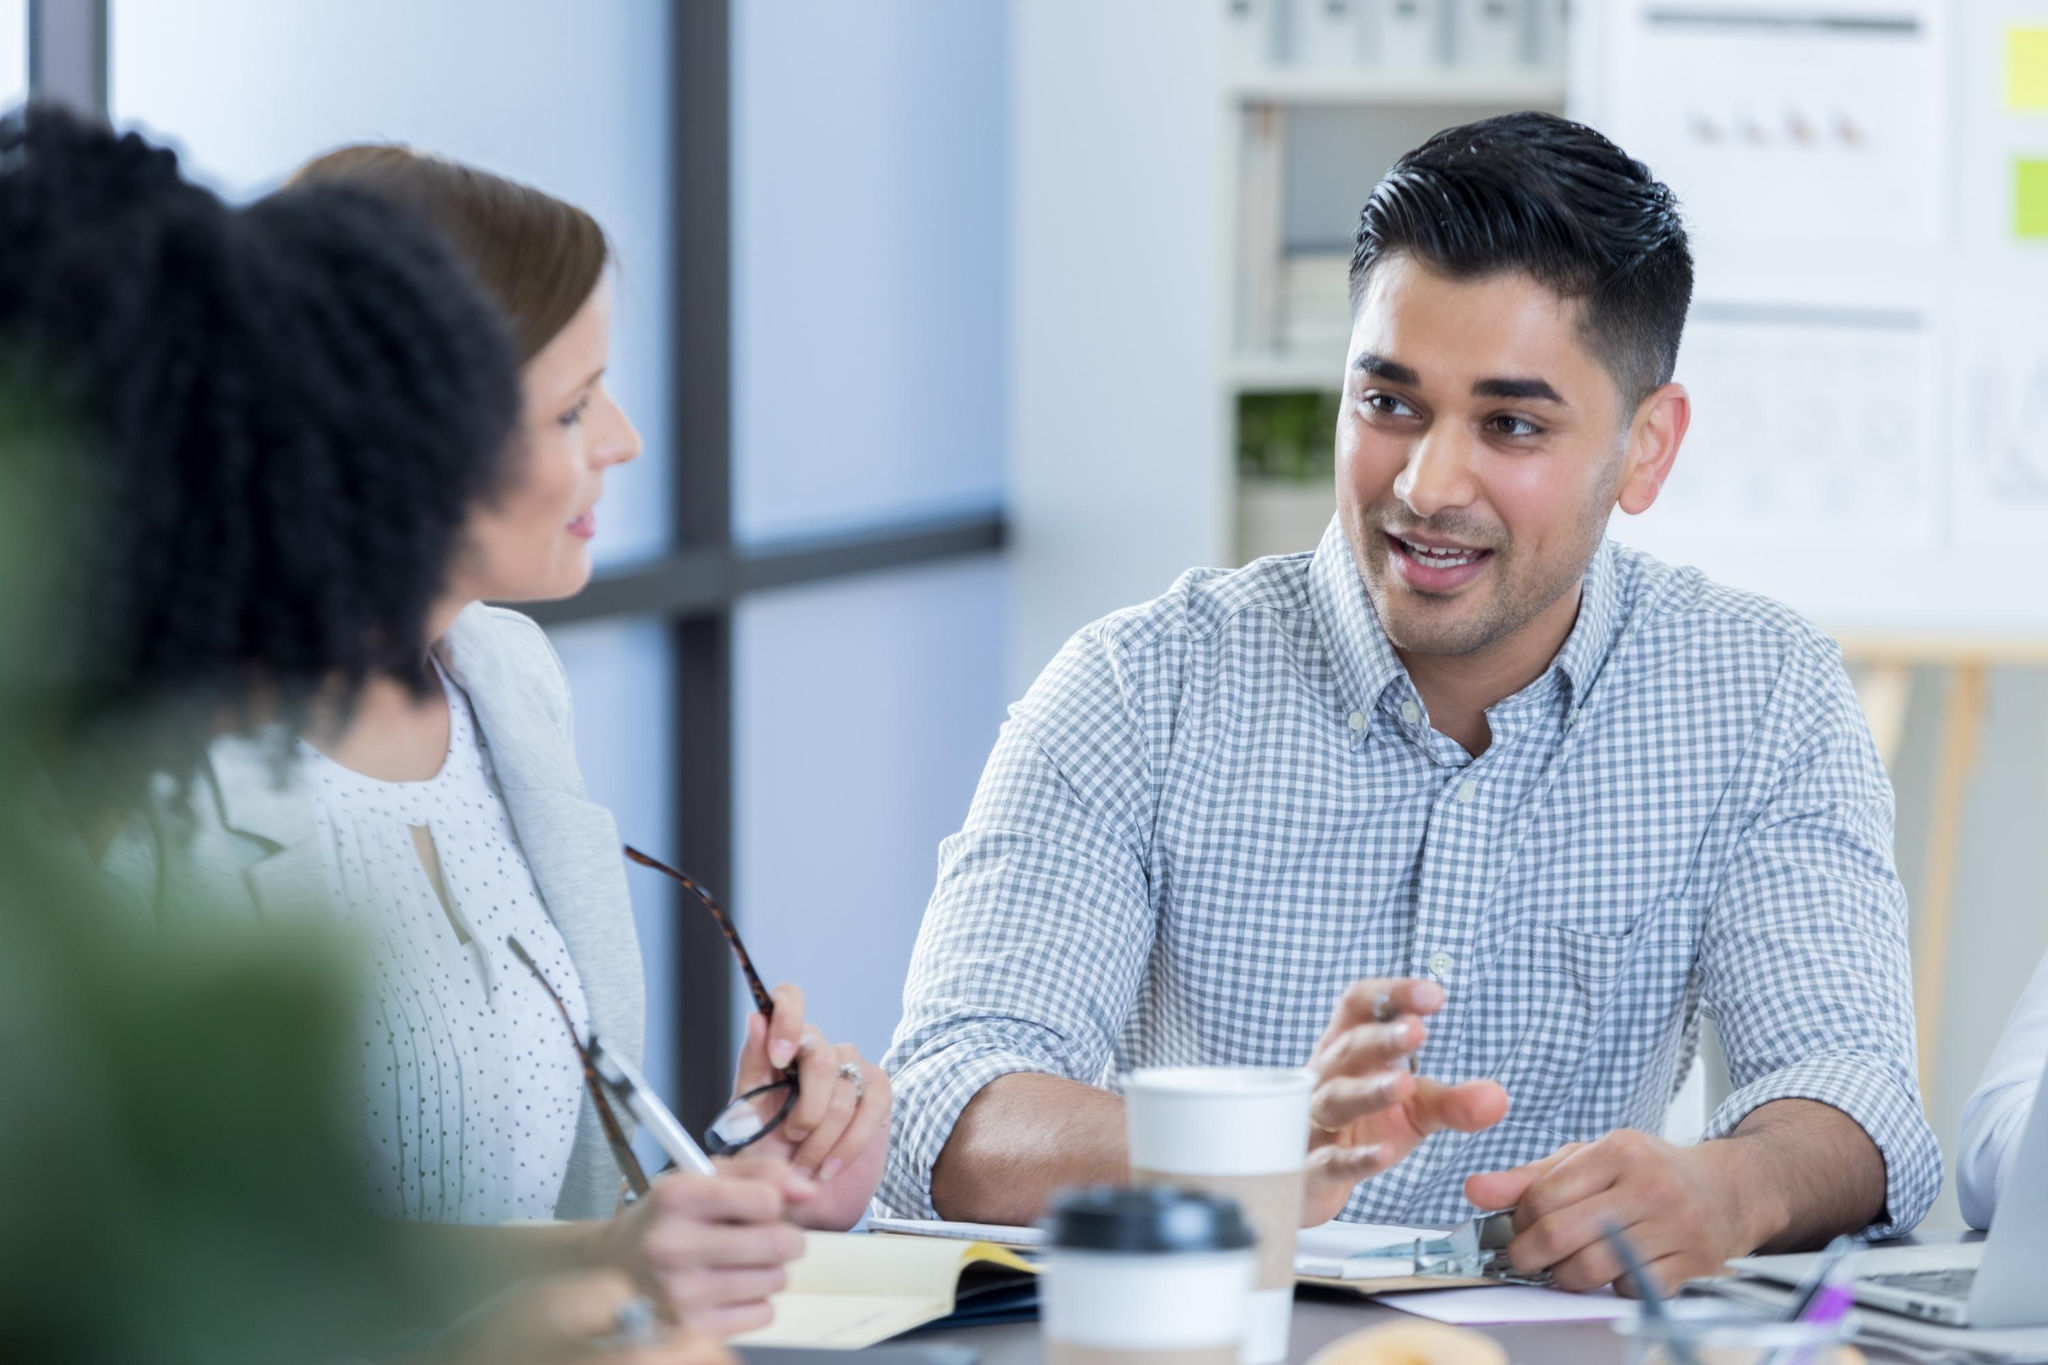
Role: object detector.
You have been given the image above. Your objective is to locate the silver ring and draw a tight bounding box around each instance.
[837,1060,865,1103]
[609,1293,659,1347]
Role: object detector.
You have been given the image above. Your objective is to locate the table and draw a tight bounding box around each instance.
[917,1292,1623,1363]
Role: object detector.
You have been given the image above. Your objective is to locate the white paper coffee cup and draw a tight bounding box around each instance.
[1040,1185,1256,1364]
[1124,1066,1315,1364]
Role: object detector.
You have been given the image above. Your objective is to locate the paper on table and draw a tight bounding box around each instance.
[866,1215,1045,1249]
[1377,1285,1632,1325]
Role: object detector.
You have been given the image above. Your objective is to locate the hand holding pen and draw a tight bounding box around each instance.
[1300,976,1511,1226]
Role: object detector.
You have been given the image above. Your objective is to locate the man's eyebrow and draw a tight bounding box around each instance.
[1472,376,1566,404]
[1352,352,1420,386]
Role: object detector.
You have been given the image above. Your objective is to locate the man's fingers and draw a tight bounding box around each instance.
[1504,1186,1646,1279]
[1328,978,1447,1035]
[1410,1078,1510,1137]
[1309,1070,1410,1133]
[1313,1019,1425,1077]
[765,983,806,1071]
[1464,1139,1572,1214]
[1307,1142,1395,1190]
[1512,1137,1631,1228]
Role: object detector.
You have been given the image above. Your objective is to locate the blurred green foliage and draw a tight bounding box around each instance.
[1236,390,1340,482]
[0,390,464,1364]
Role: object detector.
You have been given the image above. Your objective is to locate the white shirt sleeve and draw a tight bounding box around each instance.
[1958,950,2048,1229]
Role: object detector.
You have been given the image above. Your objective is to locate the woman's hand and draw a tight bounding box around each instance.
[591,1162,809,1337]
[424,1270,735,1365]
[733,983,892,1230]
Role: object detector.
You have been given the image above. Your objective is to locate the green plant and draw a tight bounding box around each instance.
[1236,390,1340,482]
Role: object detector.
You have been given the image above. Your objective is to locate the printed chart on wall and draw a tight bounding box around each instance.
[1577,0,2048,634]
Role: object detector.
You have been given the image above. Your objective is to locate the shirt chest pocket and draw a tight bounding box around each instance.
[1487,918,1643,1131]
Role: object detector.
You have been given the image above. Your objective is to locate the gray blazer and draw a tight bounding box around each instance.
[102,602,646,1222]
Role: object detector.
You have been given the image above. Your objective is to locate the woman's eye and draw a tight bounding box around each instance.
[557,396,592,428]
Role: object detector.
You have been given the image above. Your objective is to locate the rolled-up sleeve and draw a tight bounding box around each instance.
[878,621,1164,1219]
[1697,643,1941,1239]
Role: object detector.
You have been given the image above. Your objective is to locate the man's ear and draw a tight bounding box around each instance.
[1616,381,1689,516]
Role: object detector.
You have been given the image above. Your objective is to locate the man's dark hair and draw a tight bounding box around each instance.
[1350,111,1693,409]
[0,104,520,802]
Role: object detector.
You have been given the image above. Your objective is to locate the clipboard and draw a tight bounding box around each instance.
[1297,1212,1553,1294]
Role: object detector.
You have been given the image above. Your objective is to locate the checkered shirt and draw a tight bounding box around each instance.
[880,519,1940,1235]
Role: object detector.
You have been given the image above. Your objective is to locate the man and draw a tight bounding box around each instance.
[881,112,1938,1292]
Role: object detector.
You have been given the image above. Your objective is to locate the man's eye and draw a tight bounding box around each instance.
[1491,415,1540,437]
[1362,392,1416,418]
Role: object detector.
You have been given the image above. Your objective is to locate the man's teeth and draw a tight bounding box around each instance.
[1400,538,1483,566]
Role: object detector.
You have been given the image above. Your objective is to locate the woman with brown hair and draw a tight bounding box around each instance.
[275,142,893,1320]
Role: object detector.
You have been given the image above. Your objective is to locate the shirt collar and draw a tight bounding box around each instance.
[1551,537,1621,707]
[1308,518,1407,734]
[1309,520,1624,734]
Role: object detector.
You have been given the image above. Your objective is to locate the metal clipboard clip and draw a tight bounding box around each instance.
[1410,1211,1554,1286]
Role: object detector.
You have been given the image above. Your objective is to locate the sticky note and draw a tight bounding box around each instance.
[2009,27,2048,110]
[2018,159,2048,241]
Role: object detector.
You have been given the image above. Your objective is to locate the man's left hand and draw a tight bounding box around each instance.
[1464,1129,1768,1295]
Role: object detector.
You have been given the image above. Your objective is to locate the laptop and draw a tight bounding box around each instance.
[1735,1048,2048,1329]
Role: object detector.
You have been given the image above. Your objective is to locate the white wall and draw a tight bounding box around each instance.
[731,0,1007,546]
[0,0,25,111]
[109,0,674,568]
[729,0,1011,1061]
[734,560,1008,1064]
[1006,0,1230,699]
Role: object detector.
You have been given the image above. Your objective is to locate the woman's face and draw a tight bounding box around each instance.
[452,275,641,605]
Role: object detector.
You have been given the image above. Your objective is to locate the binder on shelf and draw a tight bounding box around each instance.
[1293,0,1364,70]
[1224,0,1278,72]
[1378,0,1445,71]
[1451,0,1531,71]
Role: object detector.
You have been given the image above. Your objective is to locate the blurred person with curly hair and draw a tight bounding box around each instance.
[0,103,763,1356]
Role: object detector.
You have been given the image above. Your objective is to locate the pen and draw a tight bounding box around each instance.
[1782,1236,1858,1321]
[1376,991,1420,1074]
[1603,1221,1704,1365]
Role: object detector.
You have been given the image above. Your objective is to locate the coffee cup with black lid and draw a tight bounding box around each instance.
[1039,1184,1257,1364]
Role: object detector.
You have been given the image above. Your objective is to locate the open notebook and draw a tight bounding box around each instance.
[731,1231,1038,1350]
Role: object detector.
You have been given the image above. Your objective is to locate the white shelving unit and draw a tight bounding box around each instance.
[1220,3,1572,562]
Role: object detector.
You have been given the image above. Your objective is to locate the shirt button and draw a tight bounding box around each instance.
[1457,780,1477,803]
[1401,700,1421,725]
[1348,710,1367,731]
[1428,951,1454,977]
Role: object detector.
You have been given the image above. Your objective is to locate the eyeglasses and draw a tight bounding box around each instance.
[621,845,799,1157]
[507,848,799,1196]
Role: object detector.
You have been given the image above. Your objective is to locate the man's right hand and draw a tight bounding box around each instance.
[1302,978,1510,1225]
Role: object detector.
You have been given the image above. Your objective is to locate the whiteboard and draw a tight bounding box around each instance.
[1577,0,2048,635]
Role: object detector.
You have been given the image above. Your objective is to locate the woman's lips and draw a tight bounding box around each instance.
[568,510,597,540]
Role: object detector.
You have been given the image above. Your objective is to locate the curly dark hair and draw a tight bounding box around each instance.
[0,104,520,799]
